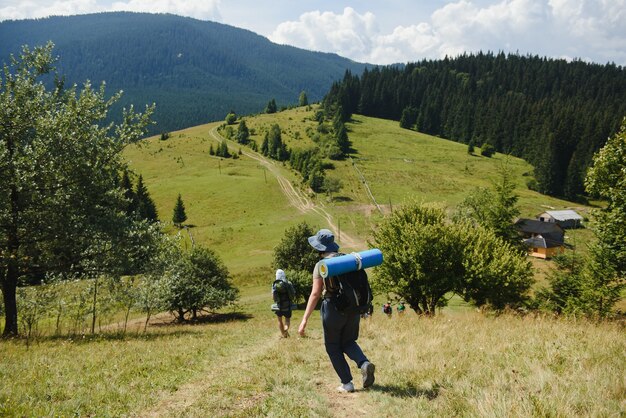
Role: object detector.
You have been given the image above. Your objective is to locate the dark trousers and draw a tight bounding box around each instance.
[321,299,368,384]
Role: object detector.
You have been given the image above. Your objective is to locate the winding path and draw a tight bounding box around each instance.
[209,126,363,249]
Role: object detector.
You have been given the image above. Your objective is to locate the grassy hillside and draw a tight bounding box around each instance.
[2,108,623,417]
[125,106,595,279]
[1,285,624,416]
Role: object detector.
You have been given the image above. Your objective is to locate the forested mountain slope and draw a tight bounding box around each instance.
[323,53,626,199]
[0,12,367,134]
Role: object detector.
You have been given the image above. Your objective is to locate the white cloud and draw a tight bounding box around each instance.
[269,0,626,65]
[270,7,378,62]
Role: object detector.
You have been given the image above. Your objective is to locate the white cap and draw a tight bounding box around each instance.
[275,269,286,281]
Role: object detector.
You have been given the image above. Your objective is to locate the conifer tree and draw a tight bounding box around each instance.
[135,175,158,222]
[121,170,136,216]
[172,194,187,227]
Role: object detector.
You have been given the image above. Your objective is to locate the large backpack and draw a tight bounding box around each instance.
[272,279,295,310]
[324,268,373,314]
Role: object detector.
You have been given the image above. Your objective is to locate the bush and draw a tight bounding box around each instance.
[284,269,312,305]
[273,222,320,273]
[161,246,239,321]
[480,143,495,157]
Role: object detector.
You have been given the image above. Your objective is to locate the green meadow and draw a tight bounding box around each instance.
[2,106,622,417]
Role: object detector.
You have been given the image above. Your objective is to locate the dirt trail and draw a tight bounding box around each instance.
[209,127,363,249]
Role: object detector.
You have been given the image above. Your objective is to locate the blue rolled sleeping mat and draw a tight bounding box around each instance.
[319,249,383,278]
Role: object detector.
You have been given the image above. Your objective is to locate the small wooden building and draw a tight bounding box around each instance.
[536,210,583,229]
[515,219,565,259]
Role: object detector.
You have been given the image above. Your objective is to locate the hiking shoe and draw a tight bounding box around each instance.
[361,361,375,388]
[337,382,355,393]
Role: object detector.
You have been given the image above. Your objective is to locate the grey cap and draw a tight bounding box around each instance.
[308,229,339,252]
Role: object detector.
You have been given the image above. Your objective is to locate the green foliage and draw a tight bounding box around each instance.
[480,143,495,157]
[323,176,342,200]
[172,194,187,227]
[537,118,626,317]
[455,161,523,249]
[261,124,289,161]
[467,140,475,154]
[0,43,154,335]
[236,120,250,144]
[134,175,159,223]
[265,98,277,114]
[216,140,231,158]
[298,91,308,107]
[160,132,170,141]
[160,246,238,321]
[0,13,369,136]
[283,269,311,304]
[225,112,237,125]
[323,53,626,199]
[372,201,533,314]
[272,222,319,273]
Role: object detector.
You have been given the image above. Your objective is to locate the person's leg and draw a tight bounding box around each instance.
[277,314,286,337]
[321,300,352,384]
[340,312,368,366]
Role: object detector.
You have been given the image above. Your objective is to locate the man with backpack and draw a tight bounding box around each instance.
[272,269,295,338]
[298,229,376,393]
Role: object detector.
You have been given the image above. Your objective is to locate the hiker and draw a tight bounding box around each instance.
[383,301,392,317]
[298,228,376,393]
[397,301,406,315]
[271,269,295,338]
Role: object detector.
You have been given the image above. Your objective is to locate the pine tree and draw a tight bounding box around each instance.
[265,98,277,114]
[135,175,158,222]
[120,170,136,216]
[172,194,187,227]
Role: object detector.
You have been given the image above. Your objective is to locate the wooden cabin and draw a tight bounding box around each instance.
[514,219,565,259]
[536,210,583,229]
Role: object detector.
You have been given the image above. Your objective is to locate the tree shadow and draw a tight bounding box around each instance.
[332,196,353,202]
[27,328,204,345]
[150,311,253,327]
[371,382,442,400]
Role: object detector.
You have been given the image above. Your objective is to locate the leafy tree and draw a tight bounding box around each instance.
[225,111,237,125]
[299,91,308,107]
[480,143,495,157]
[265,98,277,114]
[284,269,311,304]
[172,194,187,227]
[0,44,154,336]
[308,169,326,193]
[273,222,320,273]
[161,246,238,321]
[323,177,343,200]
[372,201,533,314]
[372,204,464,314]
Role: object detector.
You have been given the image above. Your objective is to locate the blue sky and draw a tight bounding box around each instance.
[1,0,625,65]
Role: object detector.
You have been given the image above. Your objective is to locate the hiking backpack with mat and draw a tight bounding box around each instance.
[272,279,295,311]
[323,264,373,314]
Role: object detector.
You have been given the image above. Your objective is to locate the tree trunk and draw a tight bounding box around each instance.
[91,277,99,335]
[2,270,18,336]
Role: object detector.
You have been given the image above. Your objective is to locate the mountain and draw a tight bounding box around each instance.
[0,12,368,134]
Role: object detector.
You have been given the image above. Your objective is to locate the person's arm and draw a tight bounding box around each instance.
[298,277,323,336]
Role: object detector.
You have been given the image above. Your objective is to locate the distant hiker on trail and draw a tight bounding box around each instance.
[397,301,406,315]
[298,228,376,393]
[383,301,392,317]
[271,269,295,338]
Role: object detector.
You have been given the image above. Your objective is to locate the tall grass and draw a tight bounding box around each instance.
[1,283,624,416]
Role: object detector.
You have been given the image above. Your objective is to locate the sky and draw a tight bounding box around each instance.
[1,0,625,66]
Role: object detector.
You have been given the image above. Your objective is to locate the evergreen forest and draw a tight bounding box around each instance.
[0,12,367,135]
[323,53,626,199]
